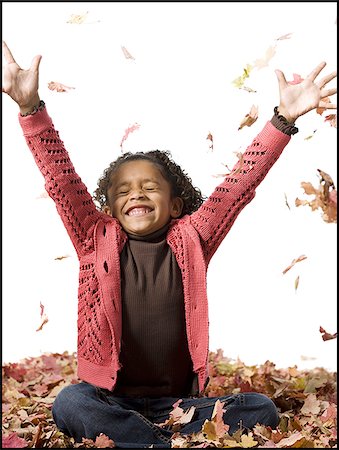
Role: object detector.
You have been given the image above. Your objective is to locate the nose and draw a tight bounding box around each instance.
[130,188,146,200]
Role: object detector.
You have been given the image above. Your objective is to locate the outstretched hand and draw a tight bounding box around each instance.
[275,62,337,123]
[2,41,42,114]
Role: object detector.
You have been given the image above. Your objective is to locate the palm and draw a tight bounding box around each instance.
[275,62,337,122]
[2,41,41,107]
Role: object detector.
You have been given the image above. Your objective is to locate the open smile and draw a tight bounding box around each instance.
[126,206,154,217]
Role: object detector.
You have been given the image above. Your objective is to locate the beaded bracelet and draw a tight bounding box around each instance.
[20,100,46,117]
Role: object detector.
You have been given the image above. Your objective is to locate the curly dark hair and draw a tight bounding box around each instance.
[93,150,205,217]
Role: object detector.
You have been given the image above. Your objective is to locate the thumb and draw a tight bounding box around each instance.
[275,69,287,89]
[31,54,42,72]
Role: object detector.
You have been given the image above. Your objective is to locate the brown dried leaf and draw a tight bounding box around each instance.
[206,132,214,151]
[300,394,321,415]
[54,255,71,261]
[295,169,337,223]
[238,105,258,130]
[319,326,337,341]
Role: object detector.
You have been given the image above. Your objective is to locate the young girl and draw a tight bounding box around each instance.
[2,41,337,448]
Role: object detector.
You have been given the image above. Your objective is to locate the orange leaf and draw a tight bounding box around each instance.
[238,105,258,130]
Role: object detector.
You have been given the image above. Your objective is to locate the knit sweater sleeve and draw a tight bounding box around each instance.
[18,106,103,257]
[190,121,291,263]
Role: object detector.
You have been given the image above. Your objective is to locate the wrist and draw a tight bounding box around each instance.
[19,95,41,115]
[276,106,296,123]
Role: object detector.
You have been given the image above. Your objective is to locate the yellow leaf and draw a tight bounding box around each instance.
[240,432,258,448]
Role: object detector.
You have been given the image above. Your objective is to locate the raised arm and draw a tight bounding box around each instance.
[190,61,337,264]
[2,41,104,256]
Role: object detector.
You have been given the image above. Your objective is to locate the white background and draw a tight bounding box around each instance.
[2,2,337,371]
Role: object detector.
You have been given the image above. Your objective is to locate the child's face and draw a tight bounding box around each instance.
[104,160,183,236]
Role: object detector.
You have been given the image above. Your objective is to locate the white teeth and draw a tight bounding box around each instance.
[128,207,151,216]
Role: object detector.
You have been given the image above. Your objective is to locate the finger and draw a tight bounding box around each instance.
[306,61,326,81]
[321,87,337,98]
[318,70,337,89]
[274,69,288,89]
[2,41,17,64]
[31,54,42,72]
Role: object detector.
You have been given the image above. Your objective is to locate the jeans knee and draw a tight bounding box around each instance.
[255,394,279,428]
[52,384,83,428]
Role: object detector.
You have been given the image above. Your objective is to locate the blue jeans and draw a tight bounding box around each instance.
[52,382,279,448]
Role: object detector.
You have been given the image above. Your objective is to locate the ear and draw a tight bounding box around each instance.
[170,197,184,218]
[103,205,112,216]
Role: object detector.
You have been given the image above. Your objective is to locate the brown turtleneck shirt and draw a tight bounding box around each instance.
[113,224,196,398]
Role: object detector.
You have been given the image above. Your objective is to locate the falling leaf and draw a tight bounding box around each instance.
[319,326,337,341]
[206,132,214,151]
[287,73,304,85]
[66,11,89,24]
[294,275,300,292]
[282,255,307,274]
[54,255,71,261]
[316,97,331,115]
[121,46,135,60]
[213,152,244,178]
[36,301,48,332]
[239,85,257,93]
[238,104,258,130]
[36,191,49,199]
[66,11,100,24]
[295,169,337,223]
[120,123,141,152]
[253,45,276,69]
[324,113,337,128]
[232,64,253,89]
[275,32,293,40]
[304,129,317,140]
[48,82,75,93]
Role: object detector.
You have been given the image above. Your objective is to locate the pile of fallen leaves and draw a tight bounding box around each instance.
[2,350,337,448]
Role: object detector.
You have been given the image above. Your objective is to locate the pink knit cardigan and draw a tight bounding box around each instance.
[19,107,290,393]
